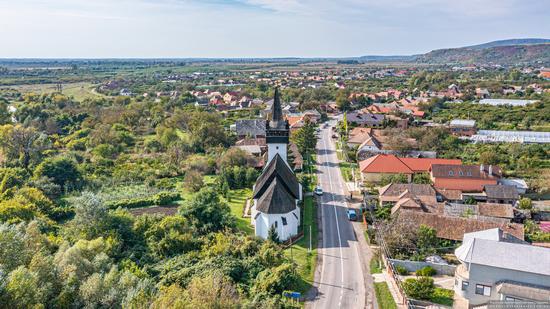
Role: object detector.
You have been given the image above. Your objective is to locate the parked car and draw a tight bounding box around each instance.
[347,209,358,221]
[314,186,323,196]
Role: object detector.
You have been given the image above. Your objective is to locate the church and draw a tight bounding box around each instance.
[250,88,302,241]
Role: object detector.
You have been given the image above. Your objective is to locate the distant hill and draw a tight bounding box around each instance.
[463,38,550,50]
[357,55,417,62]
[415,43,550,65]
[358,38,550,65]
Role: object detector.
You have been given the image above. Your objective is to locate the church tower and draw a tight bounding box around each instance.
[266,87,289,164]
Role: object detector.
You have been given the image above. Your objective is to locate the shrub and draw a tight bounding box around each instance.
[106,191,180,209]
[403,277,435,300]
[394,264,409,275]
[416,266,436,277]
[431,288,454,306]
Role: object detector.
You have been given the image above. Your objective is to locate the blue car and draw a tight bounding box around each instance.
[347,209,358,221]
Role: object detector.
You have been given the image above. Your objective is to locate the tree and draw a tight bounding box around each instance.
[403,277,435,300]
[335,90,351,111]
[179,188,234,234]
[218,147,256,169]
[416,225,438,255]
[291,118,316,155]
[0,124,49,169]
[33,156,81,190]
[518,198,532,210]
[183,170,204,193]
[479,151,499,165]
[66,192,109,240]
[267,225,280,244]
[5,266,46,309]
[252,263,299,295]
[184,272,241,308]
[144,216,196,259]
[412,173,431,184]
[0,224,32,272]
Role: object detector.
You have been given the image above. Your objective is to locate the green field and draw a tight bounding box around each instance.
[285,196,318,294]
[225,188,254,235]
[2,82,106,101]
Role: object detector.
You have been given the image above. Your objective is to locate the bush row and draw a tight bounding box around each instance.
[106,191,180,209]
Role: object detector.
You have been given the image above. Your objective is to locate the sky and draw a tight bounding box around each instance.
[0,0,549,58]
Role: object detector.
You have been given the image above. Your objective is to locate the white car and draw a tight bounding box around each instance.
[314,186,323,195]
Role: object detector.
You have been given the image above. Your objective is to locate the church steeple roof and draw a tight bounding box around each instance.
[269,87,284,129]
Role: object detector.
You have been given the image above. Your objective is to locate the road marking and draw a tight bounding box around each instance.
[322,127,345,308]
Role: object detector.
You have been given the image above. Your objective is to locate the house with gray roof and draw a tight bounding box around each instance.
[454,228,550,308]
[483,185,519,205]
[235,119,266,138]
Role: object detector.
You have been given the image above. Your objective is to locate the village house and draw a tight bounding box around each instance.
[346,111,385,127]
[454,229,550,308]
[359,154,461,183]
[235,119,266,139]
[430,164,501,192]
[482,184,520,205]
[395,210,524,242]
[475,88,490,99]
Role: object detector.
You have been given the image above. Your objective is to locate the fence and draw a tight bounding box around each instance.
[388,259,457,276]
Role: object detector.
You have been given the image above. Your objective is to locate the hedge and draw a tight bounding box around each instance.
[106,192,180,209]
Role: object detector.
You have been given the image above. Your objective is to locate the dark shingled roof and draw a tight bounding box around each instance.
[253,153,300,200]
[236,119,266,137]
[483,185,519,200]
[255,178,297,214]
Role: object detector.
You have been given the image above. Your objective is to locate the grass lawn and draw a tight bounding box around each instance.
[3,82,106,101]
[370,257,383,274]
[225,188,253,235]
[374,282,397,309]
[430,288,454,306]
[285,196,318,295]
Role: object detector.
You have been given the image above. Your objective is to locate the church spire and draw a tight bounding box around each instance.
[269,87,284,129]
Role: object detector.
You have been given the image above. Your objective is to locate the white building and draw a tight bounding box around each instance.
[454,228,550,308]
[251,88,302,241]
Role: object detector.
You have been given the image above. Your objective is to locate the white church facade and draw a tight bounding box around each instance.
[251,88,302,241]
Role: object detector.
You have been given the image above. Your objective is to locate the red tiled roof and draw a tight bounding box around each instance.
[359,154,413,174]
[400,158,462,172]
[360,154,461,174]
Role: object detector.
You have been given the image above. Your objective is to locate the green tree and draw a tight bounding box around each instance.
[335,90,351,111]
[0,124,49,169]
[33,156,81,190]
[183,170,204,193]
[416,225,438,255]
[179,188,234,234]
[267,225,280,244]
[5,266,46,309]
[518,198,532,210]
[252,263,299,295]
[403,277,435,300]
[291,118,317,155]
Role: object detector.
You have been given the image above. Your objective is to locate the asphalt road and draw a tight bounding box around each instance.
[309,120,366,309]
